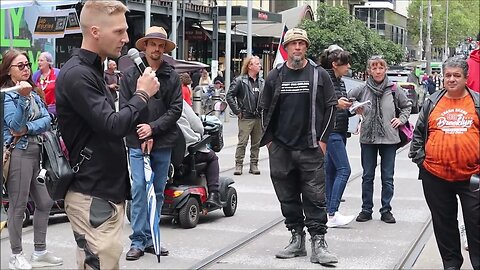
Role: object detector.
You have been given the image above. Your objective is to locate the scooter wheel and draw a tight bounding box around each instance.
[223,187,237,217]
[178,197,200,229]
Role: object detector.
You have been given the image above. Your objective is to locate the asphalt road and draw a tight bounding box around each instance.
[0,113,474,269]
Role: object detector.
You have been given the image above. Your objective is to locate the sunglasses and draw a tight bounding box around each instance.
[11,62,32,71]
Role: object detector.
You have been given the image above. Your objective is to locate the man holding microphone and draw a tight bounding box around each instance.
[56,1,160,268]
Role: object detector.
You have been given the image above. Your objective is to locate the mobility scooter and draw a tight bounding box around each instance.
[126,104,237,228]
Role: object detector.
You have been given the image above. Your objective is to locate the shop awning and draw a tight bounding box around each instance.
[217,6,282,24]
[1,0,79,9]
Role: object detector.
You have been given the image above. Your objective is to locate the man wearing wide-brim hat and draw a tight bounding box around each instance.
[119,26,183,261]
[135,26,176,54]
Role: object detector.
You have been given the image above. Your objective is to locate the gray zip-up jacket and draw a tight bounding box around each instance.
[259,60,337,148]
[347,80,412,144]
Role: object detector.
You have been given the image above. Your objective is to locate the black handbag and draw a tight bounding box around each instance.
[41,130,74,200]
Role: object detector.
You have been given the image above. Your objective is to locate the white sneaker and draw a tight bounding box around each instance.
[30,251,63,268]
[460,224,469,251]
[9,252,32,270]
[326,212,355,228]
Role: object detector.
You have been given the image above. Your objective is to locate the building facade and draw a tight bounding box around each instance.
[354,1,408,48]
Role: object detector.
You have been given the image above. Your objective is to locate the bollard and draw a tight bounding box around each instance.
[212,87,221,117]
[193,86,203,115]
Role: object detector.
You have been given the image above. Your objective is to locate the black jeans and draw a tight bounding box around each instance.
[420,167,479,270]
[268,141,327,236]
[195,150,220,192]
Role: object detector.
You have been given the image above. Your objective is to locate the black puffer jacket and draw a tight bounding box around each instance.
[326,69,349,135]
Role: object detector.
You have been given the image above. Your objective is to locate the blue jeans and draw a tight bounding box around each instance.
[360,144,397,214]
[325,133,351,215]
[129,147,171,250]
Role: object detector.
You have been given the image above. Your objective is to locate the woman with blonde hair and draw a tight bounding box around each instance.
[198,69,211,86]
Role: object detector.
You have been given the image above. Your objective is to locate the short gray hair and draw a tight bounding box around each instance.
[442,56,468,77]
[40,51,54,67]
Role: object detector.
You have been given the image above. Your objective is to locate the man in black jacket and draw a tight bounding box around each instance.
[56,1,160,268]
[260,28,338,265]
[226,56,264,175]
[119,26,182,261]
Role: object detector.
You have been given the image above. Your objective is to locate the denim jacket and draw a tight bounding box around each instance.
[3,91,51,149]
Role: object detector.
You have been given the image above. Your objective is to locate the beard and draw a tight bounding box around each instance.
[290,55,304,69]
[149,52,162,61]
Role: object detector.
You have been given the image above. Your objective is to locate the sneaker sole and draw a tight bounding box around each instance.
[30,261,62,268]
[275,251,307,259]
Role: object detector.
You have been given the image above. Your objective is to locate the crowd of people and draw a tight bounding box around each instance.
[1,0,479,269]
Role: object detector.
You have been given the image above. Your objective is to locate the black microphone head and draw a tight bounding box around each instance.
[127,48,140,60]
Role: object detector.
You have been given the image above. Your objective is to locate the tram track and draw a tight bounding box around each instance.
[189,143,433,269]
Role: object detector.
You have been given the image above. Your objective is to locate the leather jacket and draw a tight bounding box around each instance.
[226,74,264,119]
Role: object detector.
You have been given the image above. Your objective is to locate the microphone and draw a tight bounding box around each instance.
[0,85,23,93]
[127,48,147,74]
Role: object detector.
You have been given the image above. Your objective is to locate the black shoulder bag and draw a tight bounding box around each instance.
[41,130,92,200]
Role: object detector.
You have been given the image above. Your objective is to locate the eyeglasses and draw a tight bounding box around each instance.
[10,62,32,71]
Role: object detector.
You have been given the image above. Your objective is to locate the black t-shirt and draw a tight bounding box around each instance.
[273,64,312,150]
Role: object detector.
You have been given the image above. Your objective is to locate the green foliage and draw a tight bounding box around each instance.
[302,3,404,73]
[407,0,479,48]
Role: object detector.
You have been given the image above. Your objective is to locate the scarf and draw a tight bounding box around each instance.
[363,76,389,142]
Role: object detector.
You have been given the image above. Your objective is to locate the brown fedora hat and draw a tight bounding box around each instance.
[135,26,176,53]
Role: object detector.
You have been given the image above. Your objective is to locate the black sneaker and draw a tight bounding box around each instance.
[355,211,372,222]
[381,212,396,224]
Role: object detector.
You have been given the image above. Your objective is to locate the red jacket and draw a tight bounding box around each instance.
[467,49,480,92]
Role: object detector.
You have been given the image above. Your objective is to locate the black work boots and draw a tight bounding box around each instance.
[275,229,338,265]
[310,234,338,265]
[275,228,307,259]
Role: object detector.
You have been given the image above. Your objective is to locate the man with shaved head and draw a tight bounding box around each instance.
[56,0,160,268]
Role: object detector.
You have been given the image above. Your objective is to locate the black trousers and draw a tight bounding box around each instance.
[420,168,479,270]
[195,150,220,192]
[268,141,327,236]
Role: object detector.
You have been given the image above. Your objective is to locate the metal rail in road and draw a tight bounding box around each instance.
[189,144,433,270]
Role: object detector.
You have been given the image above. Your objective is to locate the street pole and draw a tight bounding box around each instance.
[247,0,252,57]
[224,1,232,122]
[172,0,177,59]
[145,0,151,30]
[443,0,449,61]
[419,0,423,60]
[426,0,432,75]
